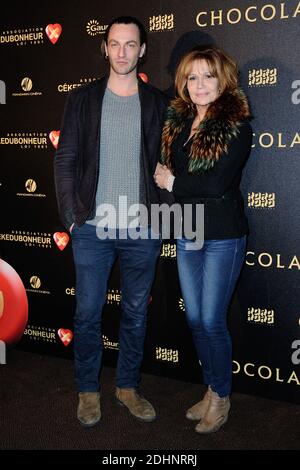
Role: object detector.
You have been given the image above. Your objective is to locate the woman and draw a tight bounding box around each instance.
[154,45,252,434]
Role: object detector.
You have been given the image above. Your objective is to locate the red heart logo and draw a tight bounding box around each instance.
[58,328,73,346]
[138,72,148,83]
[49,130,60,149]
[53,232,69,251]
[45,24,62,44]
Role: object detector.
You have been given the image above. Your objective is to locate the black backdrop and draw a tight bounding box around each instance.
[1,0,300,403]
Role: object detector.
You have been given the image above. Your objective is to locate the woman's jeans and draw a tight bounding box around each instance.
[72,223,161,392]
[177,236,246,397]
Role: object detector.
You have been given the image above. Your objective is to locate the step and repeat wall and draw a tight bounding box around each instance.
[1,0,299,403]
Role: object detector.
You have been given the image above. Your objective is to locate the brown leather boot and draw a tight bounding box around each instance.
[195,389,230,434]
[77,392,101,427]
[116,387,156,422]
[186,386,212,420]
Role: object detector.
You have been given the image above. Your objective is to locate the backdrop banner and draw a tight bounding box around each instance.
[1,0,299,403]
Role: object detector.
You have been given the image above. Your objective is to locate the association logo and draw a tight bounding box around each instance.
[86,19,108,36]
[248,68,277,87]
[49,130,60,149]
[0,27,44,45]
[0,23,62,46]
[0,132,48,148]
[53,232,70,251]
[0,230,52,248]
[57,77,100,93]
[45,24,62,44]
[247,192,275,208]
[149,14,174,32]
[23,324,56,343]
[57,328,73,346]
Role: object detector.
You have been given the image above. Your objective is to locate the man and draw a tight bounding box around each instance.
[54,16,167,427]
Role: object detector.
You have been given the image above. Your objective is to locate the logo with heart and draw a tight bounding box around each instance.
[49,130,60,149]
[53,232,69,251]
[45,24,62,44]
[58,328,73,346]
[138,72,148,83]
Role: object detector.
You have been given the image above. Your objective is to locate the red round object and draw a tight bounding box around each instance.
[0,259,28,345]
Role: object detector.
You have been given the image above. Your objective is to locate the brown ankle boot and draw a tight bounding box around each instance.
[195,389,230,434]
[77,392,101,427]
[116,387,156,422]
[186,386,212,420]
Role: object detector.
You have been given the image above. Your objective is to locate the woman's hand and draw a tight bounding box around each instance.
[154,163,173,190]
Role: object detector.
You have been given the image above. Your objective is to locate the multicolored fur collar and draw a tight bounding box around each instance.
[161,89,250,173]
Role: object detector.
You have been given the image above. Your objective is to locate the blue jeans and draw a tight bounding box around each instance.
[71,224,161,392]
[177,236,246,397]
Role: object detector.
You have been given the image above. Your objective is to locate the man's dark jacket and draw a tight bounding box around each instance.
[54,76,168,229]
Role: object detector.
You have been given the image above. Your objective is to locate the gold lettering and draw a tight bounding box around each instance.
[244,363,255,377]
[258,252,272,267]
[211,10,222,26]
[280,2,289,19]
[66,287,75,295]
[293,1,300,17]
[258,365,272,379]
[246,251,255,266]
[276,254,285,269]
[196,12,207,27]
[232,360,240,374]
[259,133,273,148]
[245,6,257,22]
[287,370,300,385]
[291,132,300,147]
[196,3,300,28]
[227,8,241,24]
[278,132,286,147]
[261,5,276,21]
[288,255,300,270]
[275,368,284,382]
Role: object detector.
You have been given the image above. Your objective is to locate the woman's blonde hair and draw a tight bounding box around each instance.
[175,45,238,103]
